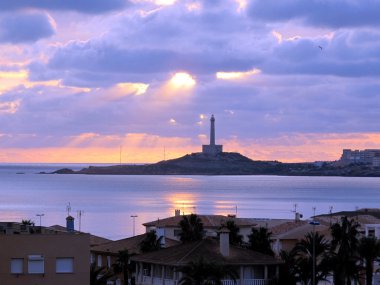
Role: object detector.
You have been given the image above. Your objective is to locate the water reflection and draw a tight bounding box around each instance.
[165,192,198,216]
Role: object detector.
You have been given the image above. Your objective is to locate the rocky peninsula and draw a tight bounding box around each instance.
[53,151,380,176]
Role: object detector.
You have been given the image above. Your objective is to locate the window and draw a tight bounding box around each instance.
[56,258,74,273]
[11,258,23,274]
[28,255,44,274]
[97,255,102,267]
[107,256,111,268]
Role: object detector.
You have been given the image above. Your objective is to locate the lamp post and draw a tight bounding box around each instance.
[309,207,320,285]
[36,213,44,227]
[131,215,138,236]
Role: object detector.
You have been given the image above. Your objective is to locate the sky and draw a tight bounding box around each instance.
[1,0,380,163]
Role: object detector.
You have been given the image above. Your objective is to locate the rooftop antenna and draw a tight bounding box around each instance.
[77,210,84,232]
[119,145,122,165]
[66,202,71,216]
[235,205,238,217]
[329,206,333,226]
[293,203,298,214]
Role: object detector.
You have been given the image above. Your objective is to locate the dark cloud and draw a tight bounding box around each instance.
[248,0,380,28]
[27,40,256,87]
[0,0,128,14]
[0,12,55,43]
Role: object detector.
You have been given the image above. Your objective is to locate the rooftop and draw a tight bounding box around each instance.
[131,238,282,266]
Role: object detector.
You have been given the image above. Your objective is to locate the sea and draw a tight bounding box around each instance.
[0,163,379,240]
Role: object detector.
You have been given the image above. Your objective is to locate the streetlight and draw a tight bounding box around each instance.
[131,215,138,236]
[309,207,320,285]
[36,213,44,227]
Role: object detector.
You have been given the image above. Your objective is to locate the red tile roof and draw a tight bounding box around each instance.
[143,215,257,228]
[91,233,180,255]
[131,238,282,266]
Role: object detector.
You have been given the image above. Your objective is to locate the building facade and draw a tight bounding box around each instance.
[340,149,380,166]
[132,233,281,285]
[0,222,90,285]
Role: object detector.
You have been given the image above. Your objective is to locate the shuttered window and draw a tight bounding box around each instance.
[56,258,74,273]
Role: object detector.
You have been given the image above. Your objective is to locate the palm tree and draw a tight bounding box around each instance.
[178,257,238,285]
[248,227,274,256]
[179,214,204,243]
[112,249,133,285]
[358,236,380,285]
[278,249,299,285]
[21,219,35,226]
[140,230,162,252]
[220,220,242,245]
[294,232,331,285]
[330,216,361,285]
[90,262,115,285]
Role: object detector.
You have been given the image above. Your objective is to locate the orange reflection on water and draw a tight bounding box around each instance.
[165,192,198,216]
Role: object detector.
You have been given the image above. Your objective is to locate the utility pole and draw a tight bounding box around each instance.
[36,213,44,227]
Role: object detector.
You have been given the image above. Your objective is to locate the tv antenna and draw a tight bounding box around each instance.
[66,202,72,216]
[77,210,84,232]
[119,145,122,165]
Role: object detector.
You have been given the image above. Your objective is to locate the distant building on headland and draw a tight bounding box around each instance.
[202,114,223,155]
[340,149,380,167]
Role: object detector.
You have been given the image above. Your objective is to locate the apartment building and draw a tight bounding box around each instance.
[0,222,90,285]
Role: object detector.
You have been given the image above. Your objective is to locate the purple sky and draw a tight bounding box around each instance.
[1,0,380,163]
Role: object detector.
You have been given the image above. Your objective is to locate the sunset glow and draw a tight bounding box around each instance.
[0,0,379,163]
[169,72,196,88]
[216,69,261,80]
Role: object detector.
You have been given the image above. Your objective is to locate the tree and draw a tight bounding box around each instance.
[278,249,299,285]
[358,236,380,285]
[220,220,242,245]
[21,219,35,226]
[179,214,204,243]
[139,230,162,252]
[248,227,274,256]
[179,257,238,285]
[112,249,133,285]
[90,263,115,285]
[330,216,361,285]
[294,232,331,285]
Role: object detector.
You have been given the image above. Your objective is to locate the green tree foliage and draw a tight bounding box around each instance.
[112,249,133,285]
[294,232,331,285]
[278,249,299,285]
[90,263,115,285]
[220,220,242,245]
[179,214,204,243]
[179,257,238,285]
[330,216,361,285]
[139,230,162,253]
[248,227,274,256]
[21,219,35,226]
[358,236,380,285]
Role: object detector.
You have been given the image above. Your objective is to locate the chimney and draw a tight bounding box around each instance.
[295,212,303,222]
[219,227,230,257]
[66,216,75,232]
[175,209,181,216]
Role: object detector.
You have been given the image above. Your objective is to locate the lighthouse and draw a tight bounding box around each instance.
[202,114,223,155]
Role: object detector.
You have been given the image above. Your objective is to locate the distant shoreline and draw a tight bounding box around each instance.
[50,152,380,177]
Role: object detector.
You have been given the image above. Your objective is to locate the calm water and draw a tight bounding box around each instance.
[0,164,379,240]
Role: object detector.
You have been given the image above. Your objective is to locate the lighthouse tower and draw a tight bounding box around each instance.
[202,115,223,155]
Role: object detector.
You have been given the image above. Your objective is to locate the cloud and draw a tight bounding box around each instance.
[0,0,129,14]
[248,0,380,28]
[0,100,21,114]
[0,11,55,43]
